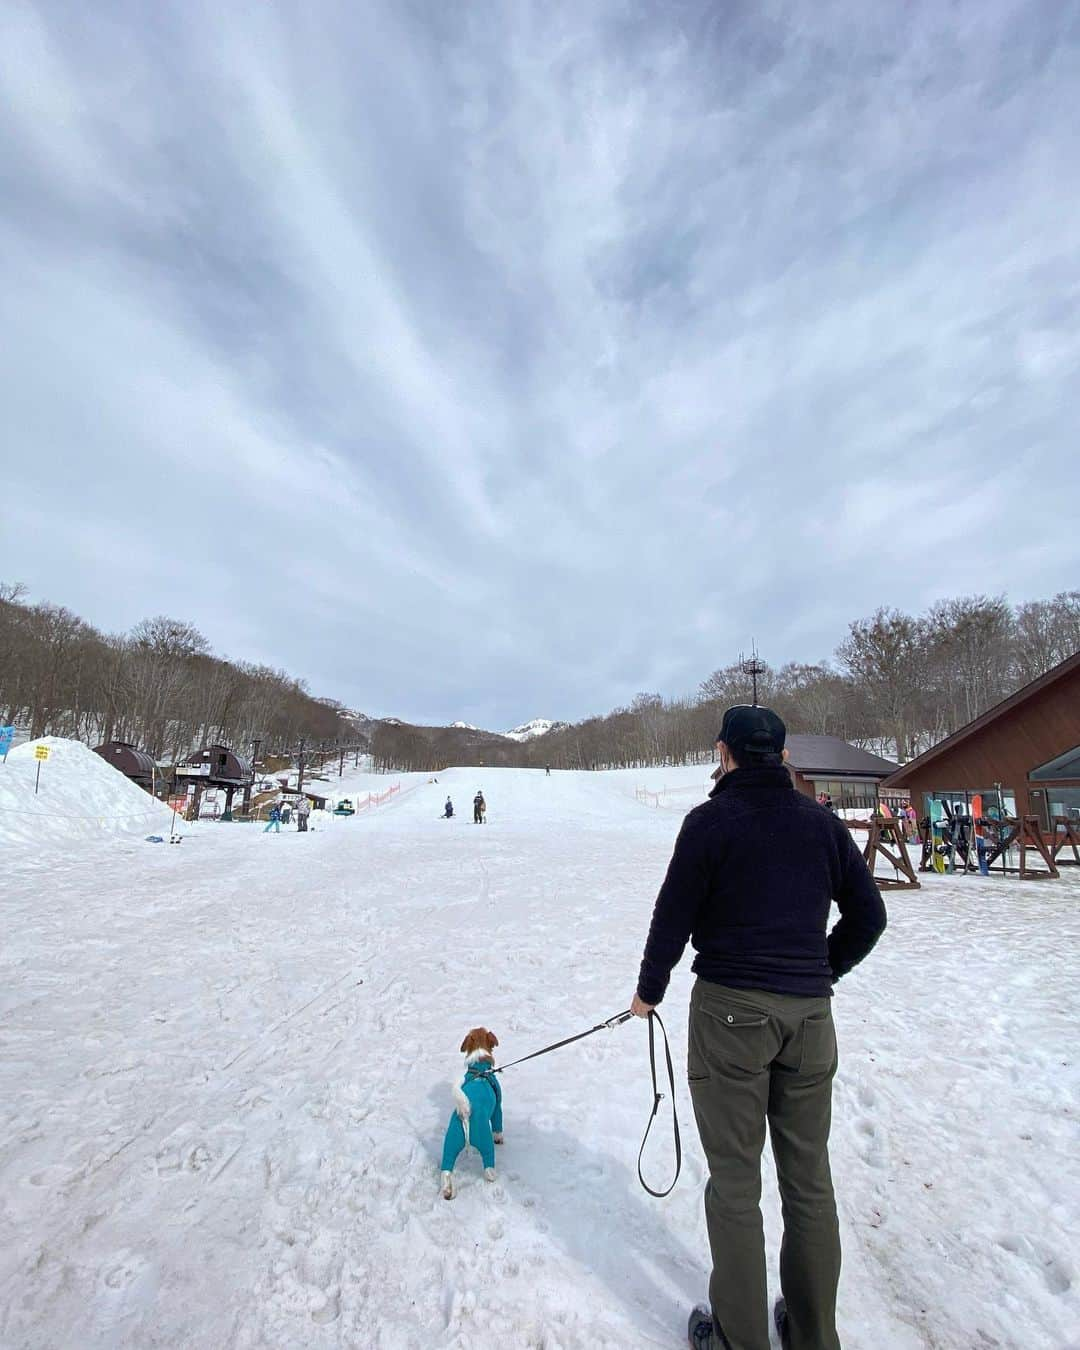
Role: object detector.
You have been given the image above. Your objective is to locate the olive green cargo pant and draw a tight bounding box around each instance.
[688,979,841,1350]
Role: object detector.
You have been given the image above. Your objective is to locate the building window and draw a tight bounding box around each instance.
[1048,788,1080,822]
[922,789,1016,818]
[811,779,879,808]
[1030,745,1080,781]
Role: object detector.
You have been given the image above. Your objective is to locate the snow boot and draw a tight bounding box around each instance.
[773,1297,791,1349]
[686,1306,731,1349]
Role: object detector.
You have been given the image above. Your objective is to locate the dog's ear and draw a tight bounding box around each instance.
[459,1034,471,1053]
[488,1031,499,1048]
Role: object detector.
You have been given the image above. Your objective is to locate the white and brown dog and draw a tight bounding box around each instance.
[439,1027,504,1200]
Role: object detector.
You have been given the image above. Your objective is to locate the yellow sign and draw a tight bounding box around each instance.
[34,745,50,761]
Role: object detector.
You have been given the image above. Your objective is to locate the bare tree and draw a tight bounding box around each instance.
[1014,591,1080,682]
[836,609,926,760]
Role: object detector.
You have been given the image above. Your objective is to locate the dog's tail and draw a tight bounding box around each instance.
[452,1083,471,1149]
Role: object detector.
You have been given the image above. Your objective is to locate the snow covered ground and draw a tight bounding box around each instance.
[1,760,1077,1348]
[0,737,178,849]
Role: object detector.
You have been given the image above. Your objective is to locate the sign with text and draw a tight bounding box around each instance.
[34,745,50,761]
[0,726,14,759]
[175,763,212,777]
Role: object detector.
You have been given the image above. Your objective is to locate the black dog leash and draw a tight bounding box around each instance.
[486,1009,681,1198]
[489,1009,634,1072]
[636,1009,681,1198]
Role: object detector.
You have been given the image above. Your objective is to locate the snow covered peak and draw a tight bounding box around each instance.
[502,718,559,742]
[450,721,478,730]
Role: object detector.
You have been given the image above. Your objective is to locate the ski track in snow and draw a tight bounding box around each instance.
[1,763,1077,1348]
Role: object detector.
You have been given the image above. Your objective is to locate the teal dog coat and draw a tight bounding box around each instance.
[441,1060,503,1171]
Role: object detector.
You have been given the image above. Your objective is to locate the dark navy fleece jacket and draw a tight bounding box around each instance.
[636,764,887,1004]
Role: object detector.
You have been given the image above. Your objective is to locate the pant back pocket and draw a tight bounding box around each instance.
[692,1004,771,1077]
[798,1005,837,1074]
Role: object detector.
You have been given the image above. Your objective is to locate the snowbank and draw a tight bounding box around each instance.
[0,736,177,849]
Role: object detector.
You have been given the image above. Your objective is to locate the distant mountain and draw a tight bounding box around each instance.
[341,710,566,751]
[502,718,564,742]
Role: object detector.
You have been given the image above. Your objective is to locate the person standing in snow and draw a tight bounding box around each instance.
[263,802,281,833]
[444,798,454,818]
[295,797,311,832]
[631,706,886,1350]
[473,791,486,824]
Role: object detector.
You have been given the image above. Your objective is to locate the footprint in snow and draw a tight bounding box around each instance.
[997,1234,1072,1295]
[854,1117,888,1169]
[310,1289,341,1324]
[28,1165,70,1188]
[101,1252,148,1291]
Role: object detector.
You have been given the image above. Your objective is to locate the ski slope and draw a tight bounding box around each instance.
[1,763,1077,1349]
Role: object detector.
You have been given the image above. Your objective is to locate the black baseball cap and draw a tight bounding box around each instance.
[717,705,786,756]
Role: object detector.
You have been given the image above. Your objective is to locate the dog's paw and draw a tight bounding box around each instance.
[493,1132,504,1145]
[483,1167,496,1182]
[440,1171,455,1200]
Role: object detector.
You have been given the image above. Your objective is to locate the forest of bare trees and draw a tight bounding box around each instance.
[3,582,1078,776]
[0,583,349,762]
[373,591,1080,772]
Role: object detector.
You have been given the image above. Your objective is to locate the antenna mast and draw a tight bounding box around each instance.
[740,644,767,706]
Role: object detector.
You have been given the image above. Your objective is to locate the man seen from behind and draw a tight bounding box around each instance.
[631,706,887,1350]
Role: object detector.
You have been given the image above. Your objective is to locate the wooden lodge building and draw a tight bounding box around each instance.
[784,735,900,807]
[711,734,900,808]
[880,651,1080,830]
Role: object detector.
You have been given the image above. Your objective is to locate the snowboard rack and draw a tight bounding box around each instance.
[979,816,1059,880]
[1050,816,1080,867]
[847,814,920,890]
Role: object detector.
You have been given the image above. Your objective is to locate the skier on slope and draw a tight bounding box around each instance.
[444,797,454,818]
[473,791,486,824]
[295,796,311,832]
[631,705,886,1350]
[263,802,282,834]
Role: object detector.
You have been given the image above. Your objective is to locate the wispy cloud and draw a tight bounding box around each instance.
[2,0,1078,726]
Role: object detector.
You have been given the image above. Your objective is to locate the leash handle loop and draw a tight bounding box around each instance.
[637,1010,682,1198]
[484,1006,681,1199]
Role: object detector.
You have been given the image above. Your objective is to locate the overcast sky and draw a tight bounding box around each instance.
[2,1,1078,729]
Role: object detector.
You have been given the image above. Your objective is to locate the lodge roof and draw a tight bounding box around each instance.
[881,649,1080,789]
[784,735,898,778]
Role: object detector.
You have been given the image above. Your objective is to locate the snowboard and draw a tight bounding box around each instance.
[930,799,947,873]
[972,794,989,875]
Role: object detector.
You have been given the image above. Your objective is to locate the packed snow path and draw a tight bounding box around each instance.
[1,765,1077,1348]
